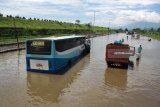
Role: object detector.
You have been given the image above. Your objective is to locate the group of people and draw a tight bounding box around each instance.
[114,38,125,44]
[129,36,142,60]
[126,35,142,60]
[115,35,143,60]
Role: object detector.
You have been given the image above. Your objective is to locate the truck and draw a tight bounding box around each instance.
[105,43,135,68]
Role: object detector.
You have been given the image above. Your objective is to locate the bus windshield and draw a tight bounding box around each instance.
[27,40,51,55]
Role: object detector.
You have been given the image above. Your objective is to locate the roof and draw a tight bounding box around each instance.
[35,35,85,41]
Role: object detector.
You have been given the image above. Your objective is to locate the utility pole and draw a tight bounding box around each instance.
[93,11,96,27]
[108,19,110,35]
[93,11,97,35]
[13,17,19,49]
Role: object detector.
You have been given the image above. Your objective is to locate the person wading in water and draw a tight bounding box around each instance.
[136,45,142,60]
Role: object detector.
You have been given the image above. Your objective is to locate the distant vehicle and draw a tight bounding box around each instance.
[126,31,134,35]
[26,35,90,73]
[105,43,135,68]
[131,33,140,39]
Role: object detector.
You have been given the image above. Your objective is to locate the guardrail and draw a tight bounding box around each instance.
[0,33,109,53]
[0,42,25,53]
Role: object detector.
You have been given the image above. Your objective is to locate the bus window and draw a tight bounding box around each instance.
[55,38,83,52]
[27,40,51,55]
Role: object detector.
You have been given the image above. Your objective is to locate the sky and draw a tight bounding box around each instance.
[0,0,160,28]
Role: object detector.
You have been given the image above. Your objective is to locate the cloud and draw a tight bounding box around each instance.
[116,10,160,23]
[0,0,75,18]
[85,0,160,6]
[94,10,160,27]
[0,0,160,27]
[14,0,82,5]
[116,0,160,5]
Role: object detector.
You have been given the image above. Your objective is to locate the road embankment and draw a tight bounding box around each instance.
[0,42,25,53]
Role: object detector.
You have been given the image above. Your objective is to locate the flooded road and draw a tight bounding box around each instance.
[0,33,160,107]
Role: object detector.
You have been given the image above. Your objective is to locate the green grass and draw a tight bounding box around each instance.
[0,35,45,44]
[0,17,107,31]
[0,34,72,44]
[139,31,160,41]
[0,16,109,44]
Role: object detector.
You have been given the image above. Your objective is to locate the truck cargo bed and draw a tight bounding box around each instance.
[106,43,135,68]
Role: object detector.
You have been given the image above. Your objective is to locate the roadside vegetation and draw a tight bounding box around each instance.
[132,28,160,40]
[117,28,160,41]
[0,13,109,44]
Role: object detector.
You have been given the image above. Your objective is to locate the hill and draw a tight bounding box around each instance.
[0,16,108,34]
[119,22,160,30]
[0,16,109,44]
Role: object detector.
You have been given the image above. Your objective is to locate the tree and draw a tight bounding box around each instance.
[85,22,92,27]
[75,20,80,24]
[0,13,3,17]
[125,28,128,32]
[117,28,123,32]
[15,15,20,18]
[133,28,141,32]
[9,15,13,18]
[157,28,160,32]
[150,28,154,31]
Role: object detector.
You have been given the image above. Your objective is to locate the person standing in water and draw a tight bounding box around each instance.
[137,45,142,60]
[122,38,124,43]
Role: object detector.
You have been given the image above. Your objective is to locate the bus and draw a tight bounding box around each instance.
[26,35,90,73]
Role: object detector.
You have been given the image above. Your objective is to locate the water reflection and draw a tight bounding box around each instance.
[105,68,127,90]
[27,54,90,104]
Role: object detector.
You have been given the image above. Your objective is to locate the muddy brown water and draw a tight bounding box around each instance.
[0,33,160,107]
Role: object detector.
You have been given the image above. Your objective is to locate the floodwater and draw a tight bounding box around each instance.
[0,33,160,107]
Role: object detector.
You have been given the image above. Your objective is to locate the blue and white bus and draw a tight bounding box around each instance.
[26,35,90,73]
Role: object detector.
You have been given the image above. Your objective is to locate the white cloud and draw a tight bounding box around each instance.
[85,0,160,6]
[14,0,82,5]
[116,0,160,5]
[0,0,160,27]
[2,7,73,17]
[94,10,160,27]
[117,10,160,23]
[0,0,75,17]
